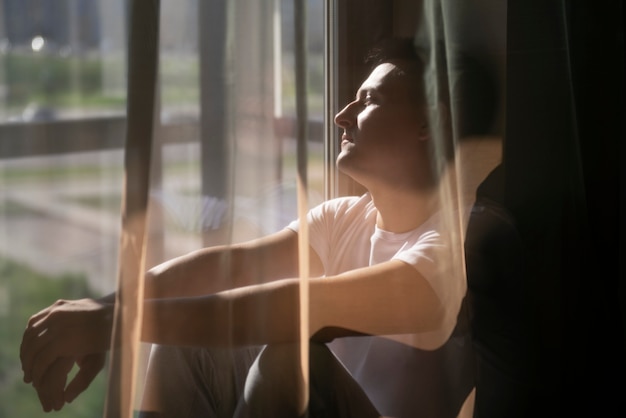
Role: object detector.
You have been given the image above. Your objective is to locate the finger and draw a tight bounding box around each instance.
[21,324,55,383]
[35,357,73,412]
[65,353,106,403]
[21,300,67,358]
[31,337,67,388]
[26,304,54,328]
[35,382,53,412]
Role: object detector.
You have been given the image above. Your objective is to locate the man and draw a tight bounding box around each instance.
[20,38,466,417]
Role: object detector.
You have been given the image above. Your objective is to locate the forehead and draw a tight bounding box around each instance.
[358,62,414,97]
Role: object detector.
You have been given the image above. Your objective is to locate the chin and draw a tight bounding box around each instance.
[336,153,350,171]
[336,158,364,181]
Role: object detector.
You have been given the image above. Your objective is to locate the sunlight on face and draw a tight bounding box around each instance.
[334,63,429,190]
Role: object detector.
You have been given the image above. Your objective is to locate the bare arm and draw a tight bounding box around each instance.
[20,227,321,408]
[311,260,444,339]
[21,230,442,406]
[95,228,316,304]
[139,259,444,347]
[143,227,320,298]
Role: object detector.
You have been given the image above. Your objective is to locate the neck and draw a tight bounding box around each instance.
[368,185,439,233]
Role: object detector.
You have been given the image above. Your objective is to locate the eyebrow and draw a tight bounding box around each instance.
[355,85,381,100]
[355,89,368,100]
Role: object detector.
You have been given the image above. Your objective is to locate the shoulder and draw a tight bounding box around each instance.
[318,192,374,215]
[288,193,375,230]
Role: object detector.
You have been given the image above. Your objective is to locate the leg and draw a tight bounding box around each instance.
[308,343,381,418]
[138,344,261,418]
[234,343,305,417]
[235,342,381,418]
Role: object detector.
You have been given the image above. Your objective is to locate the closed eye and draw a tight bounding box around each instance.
[363,94,378,106]
[355,88,379,106]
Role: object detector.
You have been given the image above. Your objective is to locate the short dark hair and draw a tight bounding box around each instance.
[365,37,457,167]
[364,37,423,68]
[364,37,426,102]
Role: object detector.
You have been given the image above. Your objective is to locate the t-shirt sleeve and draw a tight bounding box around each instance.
[392,230,449,302]
[285,200,333,265]
[392,228,467,348]
[285,195,374,275]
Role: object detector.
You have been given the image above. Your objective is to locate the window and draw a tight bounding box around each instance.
[7,2,617,417]
[0,1,326,415]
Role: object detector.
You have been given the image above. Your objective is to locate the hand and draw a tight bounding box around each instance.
[32,353,106,412]
[34,357,73,412]
[64,353,106,403]
[20,298,113,388]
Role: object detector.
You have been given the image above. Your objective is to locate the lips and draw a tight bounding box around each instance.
[341,132,354,144]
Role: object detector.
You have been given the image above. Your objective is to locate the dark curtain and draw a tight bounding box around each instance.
[466,1,624,416]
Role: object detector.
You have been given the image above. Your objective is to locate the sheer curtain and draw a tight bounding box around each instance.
[109,0,483,416]
[106,0,324,415]
[1,0,622,417]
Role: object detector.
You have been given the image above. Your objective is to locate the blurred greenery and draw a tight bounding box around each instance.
[0,258,106,418]
[0,45,325,415]
[0,50,324,117]
[2,52,125,110]
[0,164,123,183]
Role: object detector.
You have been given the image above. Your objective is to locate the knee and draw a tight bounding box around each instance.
[240,344,307,417]
[142,345,258,418]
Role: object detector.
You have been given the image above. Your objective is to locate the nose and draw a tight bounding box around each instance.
[334,101,356,130]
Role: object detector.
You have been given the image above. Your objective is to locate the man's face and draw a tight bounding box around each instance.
[334,62,428,188]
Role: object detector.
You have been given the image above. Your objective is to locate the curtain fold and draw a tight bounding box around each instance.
[294,0,311,414]
[105,1,159,417]
[99,0,624,417]
[2,0,621,416]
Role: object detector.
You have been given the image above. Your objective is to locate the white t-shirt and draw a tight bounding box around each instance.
[287,192,466,414]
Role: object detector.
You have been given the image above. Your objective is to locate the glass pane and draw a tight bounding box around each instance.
[0,1,127,416]
[148,0,325,261]
[141,0,328,412]
[0,1,127,123]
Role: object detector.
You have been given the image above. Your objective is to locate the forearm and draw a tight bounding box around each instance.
[91,247,233,307]
[140,278,302,347]
[140,260,444,347]
[309,261,446,339]
[143,229,300,300]
[143,245,236,299]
